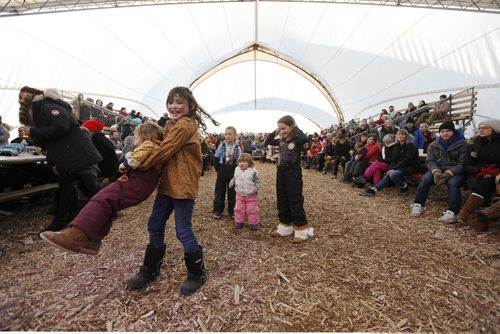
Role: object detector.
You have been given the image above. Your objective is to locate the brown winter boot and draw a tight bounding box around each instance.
[79,236,103,256]
[457,193,484,223]
[40,227,90,255]
[474,201,500,232]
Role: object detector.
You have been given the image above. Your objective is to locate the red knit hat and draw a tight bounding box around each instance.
[83,120,104,132]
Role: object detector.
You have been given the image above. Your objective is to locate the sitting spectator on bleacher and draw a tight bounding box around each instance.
[344,135,382,187]
[410,121,467,223]
[305,141,319,169]
[105,102,113,111]
[402,117,424,150]
[360,129,420,196]
[18,87,102,232]
[351,134,382,187]
[367,119,378,136]
[376,109,389,125]
[108,130,123,150]
[356,122,368,136]
[379,118,398,143]
[425,94,450,126]
[404,102,417,115]
[82,120,119,179]
[388,105,396,118]
[331,134,351,179]
[414,100,430,124]
[457,119,500,224]
[343,142,366,183]
[419,123,435,153]
[361,134,395,186]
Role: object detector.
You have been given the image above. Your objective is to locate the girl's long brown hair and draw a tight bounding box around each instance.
[167,87,219,134]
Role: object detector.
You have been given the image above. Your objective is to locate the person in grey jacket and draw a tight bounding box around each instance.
[410,121,467,223]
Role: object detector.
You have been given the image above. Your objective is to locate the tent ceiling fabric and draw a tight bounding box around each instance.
[1,0,500,16]
[0,1,499,131]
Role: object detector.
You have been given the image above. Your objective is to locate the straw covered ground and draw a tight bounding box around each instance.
[0,162,499,332]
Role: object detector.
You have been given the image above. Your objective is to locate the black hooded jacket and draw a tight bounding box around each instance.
[29,97,102,176]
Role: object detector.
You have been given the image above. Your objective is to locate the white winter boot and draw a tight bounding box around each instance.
[270,223,294,238]
[293,225,314,244]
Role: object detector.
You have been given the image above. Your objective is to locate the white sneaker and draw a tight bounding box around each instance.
[438,210,457,224]
[411,203,424,216]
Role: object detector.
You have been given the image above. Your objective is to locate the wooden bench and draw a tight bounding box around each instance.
[429,88,477,130]
[0,183,59,204]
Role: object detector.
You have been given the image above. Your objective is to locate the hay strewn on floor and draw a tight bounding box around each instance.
[0,162,498,331]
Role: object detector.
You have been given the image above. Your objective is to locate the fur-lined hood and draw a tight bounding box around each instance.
[19,88,62,127]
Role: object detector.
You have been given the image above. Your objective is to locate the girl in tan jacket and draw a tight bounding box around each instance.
[127,87,219,295]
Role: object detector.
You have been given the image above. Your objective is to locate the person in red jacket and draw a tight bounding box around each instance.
[352,134,381,186]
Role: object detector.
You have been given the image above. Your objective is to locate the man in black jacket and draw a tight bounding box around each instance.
[332,134,351,179]
[18,87,102,232]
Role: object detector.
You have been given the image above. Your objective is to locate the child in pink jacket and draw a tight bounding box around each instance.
[229,153,261,231]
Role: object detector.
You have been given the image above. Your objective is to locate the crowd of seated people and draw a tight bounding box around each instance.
[301,115,499,232]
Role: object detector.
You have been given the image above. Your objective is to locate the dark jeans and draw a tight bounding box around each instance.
[276,166,307,226]
[78,168,101,199]
[414,170,465,214]
[53,171,78,225]
[374,170,407,190]
[148,194,199,253]
[333,157,346,175]
[213,165,236,215]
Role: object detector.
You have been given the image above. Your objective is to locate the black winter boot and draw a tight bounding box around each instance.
[180,246,207,296]
[127,244,165,289]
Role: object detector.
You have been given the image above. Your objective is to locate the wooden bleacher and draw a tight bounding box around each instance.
[349,87,478,141]
[428,87,477,131]
[0,183,59,204]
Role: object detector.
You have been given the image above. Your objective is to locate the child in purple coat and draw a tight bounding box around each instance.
[40,121,164,255]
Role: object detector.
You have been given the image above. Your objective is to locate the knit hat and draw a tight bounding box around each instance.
[478,119,500,134]
[405,117,415,124]
[83,119,105,132]
[438,121,456,134]
[338,134,346,139]
[132,118,142,126]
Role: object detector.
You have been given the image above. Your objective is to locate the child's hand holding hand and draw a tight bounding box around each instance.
[118,163,128,174]
[229,180,235,188]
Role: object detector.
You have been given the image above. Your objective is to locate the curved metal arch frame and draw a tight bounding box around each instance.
[189,43,345,125]
[1,0,499,17]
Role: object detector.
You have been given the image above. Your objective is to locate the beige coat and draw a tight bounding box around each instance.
[140,117,201,199]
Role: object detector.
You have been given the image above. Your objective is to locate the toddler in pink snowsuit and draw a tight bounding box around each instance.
[229,153,260,231]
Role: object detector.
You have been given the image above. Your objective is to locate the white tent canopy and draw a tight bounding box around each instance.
[1,1,499,133]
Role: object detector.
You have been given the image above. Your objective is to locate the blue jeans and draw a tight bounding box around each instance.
[374,170,406,191]
[147,194,199,253]
[414,170,465,214]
